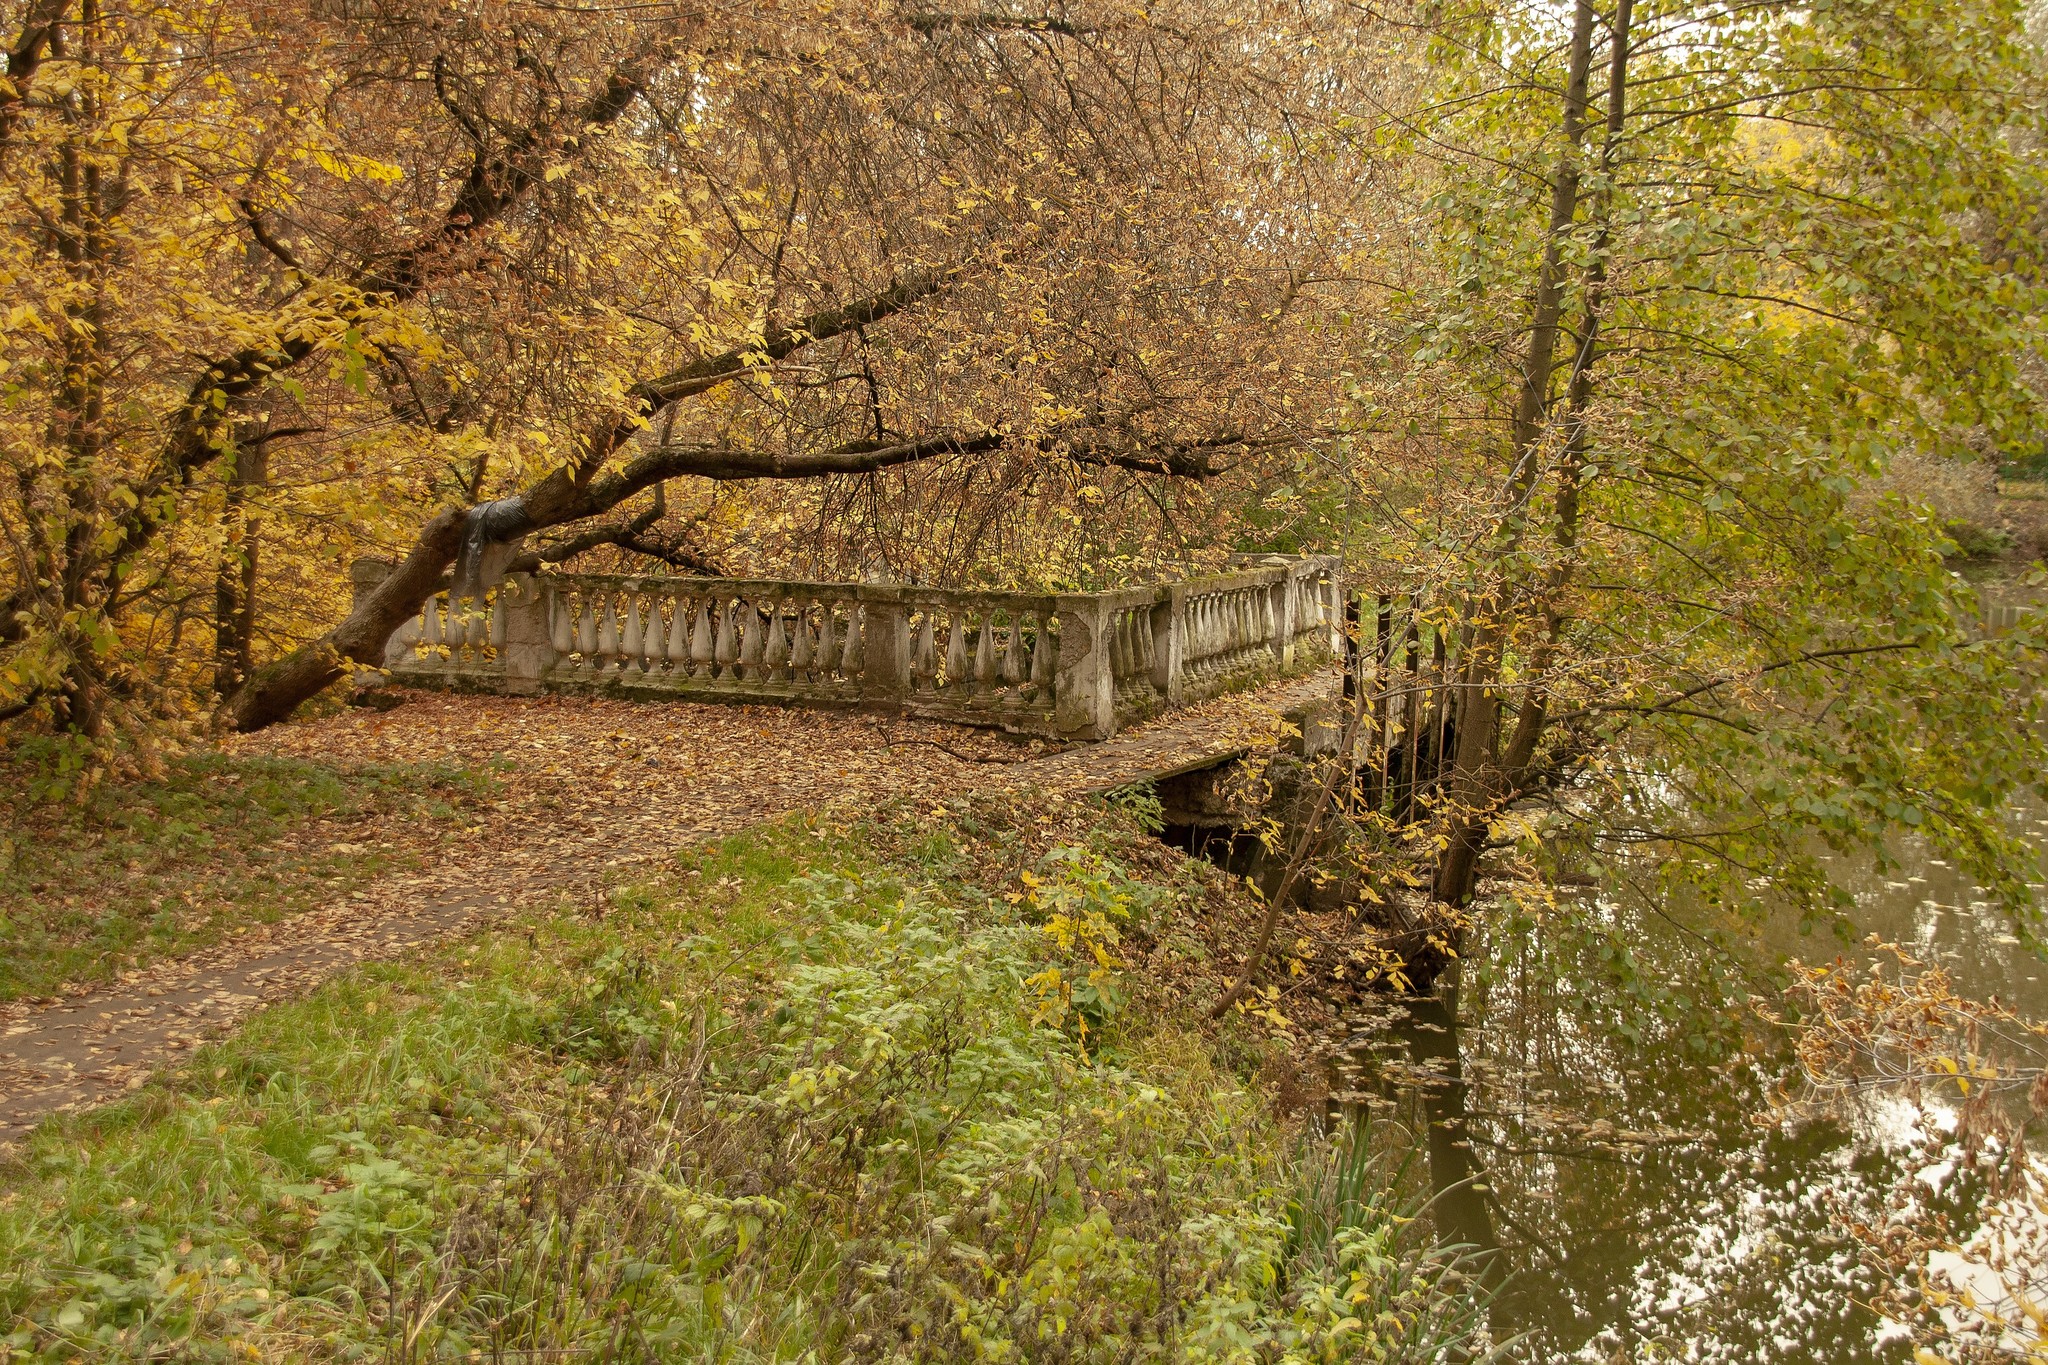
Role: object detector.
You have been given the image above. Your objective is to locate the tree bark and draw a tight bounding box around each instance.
[1430,0,1604,911]
[213,441,266,697]
[225,509,466,731]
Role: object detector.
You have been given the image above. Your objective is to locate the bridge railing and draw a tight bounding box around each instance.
[356,552,1341,740]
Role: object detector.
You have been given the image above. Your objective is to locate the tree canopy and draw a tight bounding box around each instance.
[0,0,1370,735]
[4,0,2047,956]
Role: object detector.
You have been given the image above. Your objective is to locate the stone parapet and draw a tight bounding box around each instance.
[375,554,1342,741]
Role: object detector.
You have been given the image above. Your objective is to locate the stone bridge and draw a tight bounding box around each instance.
[354,553,1345,742]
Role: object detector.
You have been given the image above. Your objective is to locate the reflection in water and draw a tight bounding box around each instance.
[1327,792,2048,1362]
[1344,991,1502,1288]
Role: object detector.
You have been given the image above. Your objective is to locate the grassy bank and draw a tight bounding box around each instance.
[0,797,1488,1362]
[0,752,495,1002]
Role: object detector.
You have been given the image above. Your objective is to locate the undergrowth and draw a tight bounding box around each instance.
[0,751,495,1001]
[0,798,1495,1362]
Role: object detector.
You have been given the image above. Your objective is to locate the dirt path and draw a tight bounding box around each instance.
[0,674,1334,1145]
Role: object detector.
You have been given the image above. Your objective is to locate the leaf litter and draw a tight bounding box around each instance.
[0,671,1339,1143]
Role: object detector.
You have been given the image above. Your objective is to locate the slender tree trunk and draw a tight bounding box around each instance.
[1431,0,1636,913]
[46,0,110,735]
[1430,0,1598,909]
[213,441,266,697]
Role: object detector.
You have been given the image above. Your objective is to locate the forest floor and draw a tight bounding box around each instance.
[0,674,1335,1145]
[0,790,1485,1361]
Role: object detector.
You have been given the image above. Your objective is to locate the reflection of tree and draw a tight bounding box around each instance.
[1384,991,1503,1290]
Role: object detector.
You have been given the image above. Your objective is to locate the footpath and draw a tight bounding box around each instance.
[0,674,1332,1143]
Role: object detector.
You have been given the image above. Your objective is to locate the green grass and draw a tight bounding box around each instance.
[0,800,1493,1363]
[0,751,496,1001]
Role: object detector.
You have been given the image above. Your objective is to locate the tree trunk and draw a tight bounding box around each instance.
[213,441,266,697]
[1428,0,1602,912]
[224,509,465,731]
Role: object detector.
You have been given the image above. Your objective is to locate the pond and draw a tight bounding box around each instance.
[1329,795,2048,1362]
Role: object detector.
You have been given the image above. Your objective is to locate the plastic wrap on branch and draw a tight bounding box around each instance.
[452,498,533,604]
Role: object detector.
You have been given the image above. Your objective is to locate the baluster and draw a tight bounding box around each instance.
[940,608,967,692]
[763,597,790,684]
[665,594,690,674]
[910,612,936,691]
[424,595,449,660]
[391,604,421,663]
[689,597,714,679]
[964,613,992,701]
[489,592,507,652]
[1000,612,1025,701]
[449,599,472,662]
[815,603,840,679]
[739,597,766,681]
[714,598,739,681]
[575,591,599,671]
[462,598,487,663]
[644,594,665,673]
[641,594,666,674]
[596,592,621,672]
[790,600,814,683]
[622,592,645,674]
[549,588,572,659]
[841,604,865,679]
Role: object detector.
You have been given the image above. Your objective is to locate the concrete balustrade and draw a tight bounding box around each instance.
[355,553,1341,741]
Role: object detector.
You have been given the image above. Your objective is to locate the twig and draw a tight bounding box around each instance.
[1211,685,1370,1018]
[864,719,1031,765]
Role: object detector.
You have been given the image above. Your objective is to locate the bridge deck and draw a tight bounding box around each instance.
[995,668,1340,795]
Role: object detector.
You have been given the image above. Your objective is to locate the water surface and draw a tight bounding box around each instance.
[1331,803,2048,1362]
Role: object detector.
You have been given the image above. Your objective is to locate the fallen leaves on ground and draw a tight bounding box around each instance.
[0,671,1339,1140]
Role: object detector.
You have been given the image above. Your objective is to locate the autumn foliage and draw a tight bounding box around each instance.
[0,0,1367,743]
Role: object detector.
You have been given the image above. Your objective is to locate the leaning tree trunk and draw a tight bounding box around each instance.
[1425,0,1599,917]
[1427,0,1629,921]
[224,508,465,731]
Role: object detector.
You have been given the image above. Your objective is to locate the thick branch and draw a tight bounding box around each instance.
[593,433,1003,505]
[904,12,1094,36]
[223,412,1247,729]
[505,496,725,576]
[573,271,960,477]
[237,197,304,273]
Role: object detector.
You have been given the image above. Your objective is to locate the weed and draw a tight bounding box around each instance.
[0,808,1492,1362]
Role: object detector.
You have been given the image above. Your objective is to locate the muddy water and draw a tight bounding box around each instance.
[1330,803,2048,1363]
